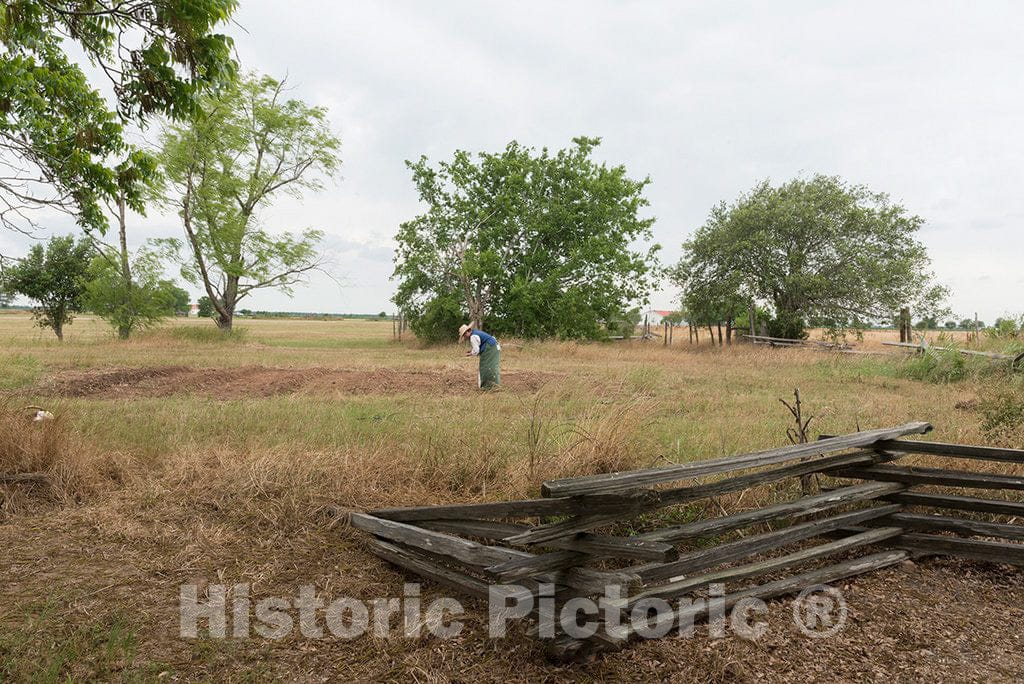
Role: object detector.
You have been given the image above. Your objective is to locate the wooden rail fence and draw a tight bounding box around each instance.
[350,421,1024,662]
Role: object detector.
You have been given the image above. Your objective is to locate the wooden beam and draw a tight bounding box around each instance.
[552,549,909,661]
[0,472,50,485]
[370,489,660,522]
[871,439,1024,464]
[658,449,895,506]
[634,503,902,583]
[880,512,1024,542]
[639,482,904,544]
[836,464,1024,490]
[882,491,1024,517]
[417,519,678,562]
[892,533,1024,565]
[614,527,904,608]
[540,422,932,497]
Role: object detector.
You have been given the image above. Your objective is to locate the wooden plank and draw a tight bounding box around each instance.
[350,513,523,566]
[893,533,1024,565]
[555,549,909,660]
[634,503,903,583]
[0,472,50,485]
[370,489,660,522]
[540,422,932,497]
[352,513,639,594]
[367,538,493,600]
[881,512,1024,541]
[486,550,585,581]
[613,527,904,608]
[871,439,1024,464]
[639,482,905,544]
[836,464,1024,490]
[658,449,894,506]
[419,519,678,562]
[883,491,1024,517]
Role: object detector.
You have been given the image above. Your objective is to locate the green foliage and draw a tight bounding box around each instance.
[900,348,980,383]
[1,235,91,339]
[393,137,659,340]
[164,282,190,315]
[0,0,237,234]
[914,316,938,330]
[988,316,1023,339]
[84,250,181,339]
[410,291,465,344]
[677,175,948,339]
[197,295,214,318]
[157,73,341,330]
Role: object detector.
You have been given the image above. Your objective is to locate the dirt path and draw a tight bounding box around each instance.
[17,366,562,399]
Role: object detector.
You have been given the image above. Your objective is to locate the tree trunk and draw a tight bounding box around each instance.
[54,320,63,341]
[116,195,134,340]
[717,322,723,346]
[726,318,733,345]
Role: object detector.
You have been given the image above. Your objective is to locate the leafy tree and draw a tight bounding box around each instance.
[944,320,957,329]
[959,318,983,330]
[393,137,658,340]
[0,0,237,236]
[2,234,91,339]
[163,282,190,315]
[197,295,213,318]
[915,316,938,330]
[85,248,179,338]
[671,258,748,343]
[677,175,947,339]
[157,74,341,330]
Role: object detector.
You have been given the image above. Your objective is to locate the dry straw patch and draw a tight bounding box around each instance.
[0,402,128,517]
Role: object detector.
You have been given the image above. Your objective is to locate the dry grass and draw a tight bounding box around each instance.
[1,313,1023,681]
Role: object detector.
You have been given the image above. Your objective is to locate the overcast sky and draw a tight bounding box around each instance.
[4,1,1022,322]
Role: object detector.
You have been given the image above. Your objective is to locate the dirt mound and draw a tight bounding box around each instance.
[29,365,559,399]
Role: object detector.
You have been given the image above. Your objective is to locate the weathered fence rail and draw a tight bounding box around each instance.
[350,422,1024,662]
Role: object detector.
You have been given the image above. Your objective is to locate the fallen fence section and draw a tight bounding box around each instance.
[352,421,1024,662]
[881,340,1024,369]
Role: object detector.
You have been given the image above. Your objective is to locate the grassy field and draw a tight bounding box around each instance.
[1,311,1023,681]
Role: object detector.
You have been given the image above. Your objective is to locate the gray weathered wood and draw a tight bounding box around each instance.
[658,449,894,506]
[634,503,903,582]
[880,512,1024,541]
[371,489,660,522]
[418,519,678,562]
[486,550,586,581]
[882,491,1024,517]
[871,439,1024,464]
[892,532,1024,565]
[614,527,904,608]
[540,422,931,497]
[640,482,904,543]
[836,464,1024,490]
[553,549,909,660]
[350,512,523,566]
[0,472,50,485]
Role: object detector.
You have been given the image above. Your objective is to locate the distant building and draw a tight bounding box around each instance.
[189,303,199,317]
[645,309,677,325]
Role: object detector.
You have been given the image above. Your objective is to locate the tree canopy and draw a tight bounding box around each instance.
[0,0,237,236]
[157,74,341,330]
[392,137,659,342]
[2,233,91,339]
[675,175,947,339]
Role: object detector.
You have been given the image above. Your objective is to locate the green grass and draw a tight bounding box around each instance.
[0,597,166,683]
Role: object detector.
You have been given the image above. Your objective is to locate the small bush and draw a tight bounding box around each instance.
[900,348,981,383]
[978,381,1024,445]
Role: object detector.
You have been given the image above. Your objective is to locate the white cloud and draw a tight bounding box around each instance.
[4,0,1022,321]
